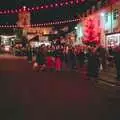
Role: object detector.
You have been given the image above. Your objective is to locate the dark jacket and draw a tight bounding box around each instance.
[36,52,45,65]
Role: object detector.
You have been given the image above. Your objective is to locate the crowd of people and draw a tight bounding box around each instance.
[26,43,120,81]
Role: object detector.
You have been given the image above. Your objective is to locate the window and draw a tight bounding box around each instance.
[102,0,109,6]
[113,9,119,20]
[97,1,102,9]
[105,12,108,23]
[91,6,95,13]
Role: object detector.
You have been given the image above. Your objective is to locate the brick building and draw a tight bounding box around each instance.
[76,0,120,47]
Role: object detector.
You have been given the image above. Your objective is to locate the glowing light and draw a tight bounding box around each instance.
[45,5,48,8]
[0,18,81,28]
[3,11,6,14]
[65,2,68,5]
[19,9,22,12]
[0,1,84,14]
[23,6,26,9]
[60,3,63,6]
[7,10,10,13]
[15,9,18,12]
[55,3,58,6]
[31,7,34,10]
[11,10,14,13]
[36,6,39,10]
[4,46,10,52]
[70,1,74,4]
[100,12,105,16]
[76,0,79,4]
[50,4,54,7]
[75,26,78,29]
[27,8,30,11]
[41,6,44,9]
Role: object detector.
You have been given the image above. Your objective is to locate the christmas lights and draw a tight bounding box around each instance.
[0,0,85,15]
[0,18,81,28]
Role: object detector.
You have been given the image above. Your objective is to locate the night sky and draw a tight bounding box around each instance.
[0,0,101,25]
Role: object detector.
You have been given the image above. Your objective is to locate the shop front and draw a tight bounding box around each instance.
[0,35,16,53]
[106,32,120,47]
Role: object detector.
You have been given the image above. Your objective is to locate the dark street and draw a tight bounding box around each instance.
[0,56,120,120]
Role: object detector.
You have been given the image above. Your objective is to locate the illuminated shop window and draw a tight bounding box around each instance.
[104,12,117,31]
[113,9,119,20]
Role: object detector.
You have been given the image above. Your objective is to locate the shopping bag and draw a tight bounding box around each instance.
[100,64,103,71]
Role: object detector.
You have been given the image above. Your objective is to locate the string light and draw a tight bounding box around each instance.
[0,18,81,28]
[0,0,85,15]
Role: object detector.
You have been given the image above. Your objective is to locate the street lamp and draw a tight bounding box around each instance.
[23,6,27,11]
[100,12,105,17]
[75,26,78,30]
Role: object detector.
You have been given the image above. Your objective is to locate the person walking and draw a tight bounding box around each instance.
[27,44,32,63]
[36,47,46,71]
[114,45,120,81]
[96,45,107,71]
[77,48,85,68]
[54,46,62,72]
[87,46,100,81]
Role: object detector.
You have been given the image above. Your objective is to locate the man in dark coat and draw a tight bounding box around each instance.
[36,47,45,66]
[87,47,100,80]
[114,45,120,81]
[77,49,85,68]
[27,44,32,63]
[97,45,107,71]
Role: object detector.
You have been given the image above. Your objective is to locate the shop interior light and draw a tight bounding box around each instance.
[100,12,105,16]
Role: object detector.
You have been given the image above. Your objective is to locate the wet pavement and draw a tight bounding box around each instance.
[0,55,120,120]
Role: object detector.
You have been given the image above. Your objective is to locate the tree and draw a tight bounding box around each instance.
[83,18,100,45]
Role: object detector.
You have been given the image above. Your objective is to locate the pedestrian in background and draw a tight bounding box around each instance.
[27,44,32,63]
[36,47,46,71]
[114,45,120,81]
[87,46,100,81]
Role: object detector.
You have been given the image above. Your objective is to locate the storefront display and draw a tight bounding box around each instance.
[106,33,120,47]
[0,35,16,46]
[30,41,51,48]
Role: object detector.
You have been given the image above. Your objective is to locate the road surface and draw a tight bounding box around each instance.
[0,55,120,120]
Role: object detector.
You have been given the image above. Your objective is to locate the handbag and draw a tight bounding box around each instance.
[100,64,103,71]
